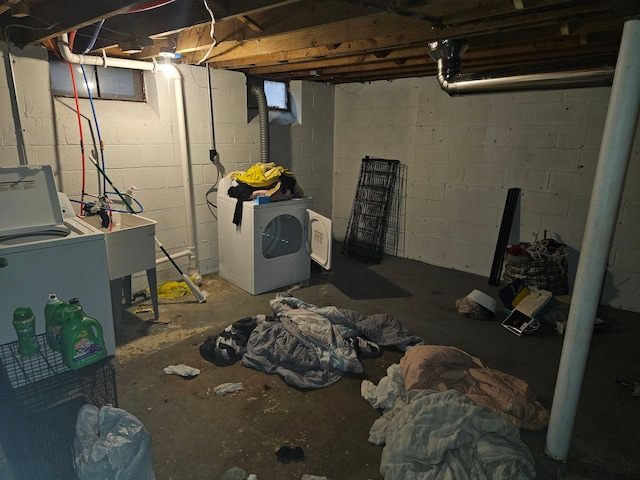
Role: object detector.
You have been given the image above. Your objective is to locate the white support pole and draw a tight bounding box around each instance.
[545,18,640,461]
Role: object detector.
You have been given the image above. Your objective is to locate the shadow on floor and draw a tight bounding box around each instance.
[310,253,412,300]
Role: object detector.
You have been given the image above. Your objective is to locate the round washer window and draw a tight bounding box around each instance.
[262,214,303,259]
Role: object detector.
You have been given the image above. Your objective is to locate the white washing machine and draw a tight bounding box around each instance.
[217,176,332,295]
[0,165,116,356]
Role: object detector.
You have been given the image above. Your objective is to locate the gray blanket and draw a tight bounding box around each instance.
[241,295,424,389]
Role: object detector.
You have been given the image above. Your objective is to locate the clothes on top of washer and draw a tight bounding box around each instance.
[226,164,304,225]
[228,162,290,187]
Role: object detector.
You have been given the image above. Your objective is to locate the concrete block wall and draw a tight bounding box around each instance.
[334,77,640,312]
[270,80,335,217]
[1,46,334,293]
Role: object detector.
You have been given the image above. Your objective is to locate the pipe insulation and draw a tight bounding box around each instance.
[57,33,200,274]
[545,18,640,461]
[250,85,270,163]
[428,39,614,95]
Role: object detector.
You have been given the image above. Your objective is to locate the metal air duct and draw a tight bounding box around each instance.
[250,85,270,163]
[428,39,615,96]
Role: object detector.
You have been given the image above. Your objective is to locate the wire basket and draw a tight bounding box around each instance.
[0,334,117,480]
[342,157,402,263]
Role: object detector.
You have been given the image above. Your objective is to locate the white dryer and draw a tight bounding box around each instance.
[217,177,332,295]
[0,165,115,356]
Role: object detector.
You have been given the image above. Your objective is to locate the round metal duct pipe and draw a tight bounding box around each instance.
[428,39,614,96]
[427,38,469,81]
[250,85,270,163]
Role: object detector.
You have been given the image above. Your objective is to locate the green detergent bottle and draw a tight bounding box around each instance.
[60,304,107,370]
[44,294,69,352]
[12,307,39,356]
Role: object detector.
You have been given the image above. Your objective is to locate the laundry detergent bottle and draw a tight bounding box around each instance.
[12,307,40,356]
[44,294,69,352]
[60,304,106,370]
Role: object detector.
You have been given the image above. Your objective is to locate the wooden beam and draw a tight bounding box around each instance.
[3,0,141,44]
[176,0,373,53]
[237,15,263,32]
[178,8,621,69]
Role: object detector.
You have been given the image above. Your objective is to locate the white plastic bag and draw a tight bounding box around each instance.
[74,404,155,480]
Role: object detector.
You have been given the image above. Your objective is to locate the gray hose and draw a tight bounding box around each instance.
[250,85,269,163]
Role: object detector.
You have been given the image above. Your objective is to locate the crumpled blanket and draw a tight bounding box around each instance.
[400,345,549,430]
[362,359,536,480]
[375,389,536,480]
[241,295,424,389]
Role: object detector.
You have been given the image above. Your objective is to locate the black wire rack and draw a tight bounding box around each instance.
[342,156,402,263]
[0,334,117,480]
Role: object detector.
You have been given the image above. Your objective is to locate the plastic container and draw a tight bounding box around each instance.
[60,304,106,370]
[12,307,40,356]
[44,294,69,352]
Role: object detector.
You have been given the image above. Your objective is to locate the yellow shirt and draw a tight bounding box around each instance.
[228,162,292,188]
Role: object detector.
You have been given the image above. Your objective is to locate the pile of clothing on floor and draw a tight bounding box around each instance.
[361,345,550,479]
[200,296,549,478]
[226,162,305,225]
[199,294,425,389]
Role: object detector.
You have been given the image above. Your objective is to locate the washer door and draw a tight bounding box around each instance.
[262,214,303,259]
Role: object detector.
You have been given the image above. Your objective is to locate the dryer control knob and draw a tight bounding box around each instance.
[0,257,8,268]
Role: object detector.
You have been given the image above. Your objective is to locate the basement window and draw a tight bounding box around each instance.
[49,59,145,102]
[247,76,299,125]
[264,80,289,110]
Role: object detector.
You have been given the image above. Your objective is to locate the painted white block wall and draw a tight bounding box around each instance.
[334,77,640,312]
[0,46,334,293]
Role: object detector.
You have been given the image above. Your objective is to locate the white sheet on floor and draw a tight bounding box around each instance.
[375,389,536,480]
[363,360,537,480]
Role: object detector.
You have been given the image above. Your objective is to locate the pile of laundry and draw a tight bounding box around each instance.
[362,345,550,479]
[199,294,425,389]
[226,162,304,225]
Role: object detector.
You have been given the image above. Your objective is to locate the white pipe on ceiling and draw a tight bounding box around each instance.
[57,34,157,71]
[56,33,199,273]
[545,17,640,461]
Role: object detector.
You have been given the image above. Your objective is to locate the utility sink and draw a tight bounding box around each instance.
[80,213,157,280]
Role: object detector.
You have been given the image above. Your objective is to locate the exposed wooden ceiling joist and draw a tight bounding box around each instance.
[0,0,634,84]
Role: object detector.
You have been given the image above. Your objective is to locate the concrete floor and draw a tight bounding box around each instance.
[114,248,640,480]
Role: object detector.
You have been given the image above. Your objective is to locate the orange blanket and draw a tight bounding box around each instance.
[400,345,549,430]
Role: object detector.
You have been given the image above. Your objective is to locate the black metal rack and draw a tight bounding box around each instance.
[0,334,117,480]
[342,156,402,263]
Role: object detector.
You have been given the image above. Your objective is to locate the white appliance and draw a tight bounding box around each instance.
[217,177,332,295]
[0,165,116,355]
